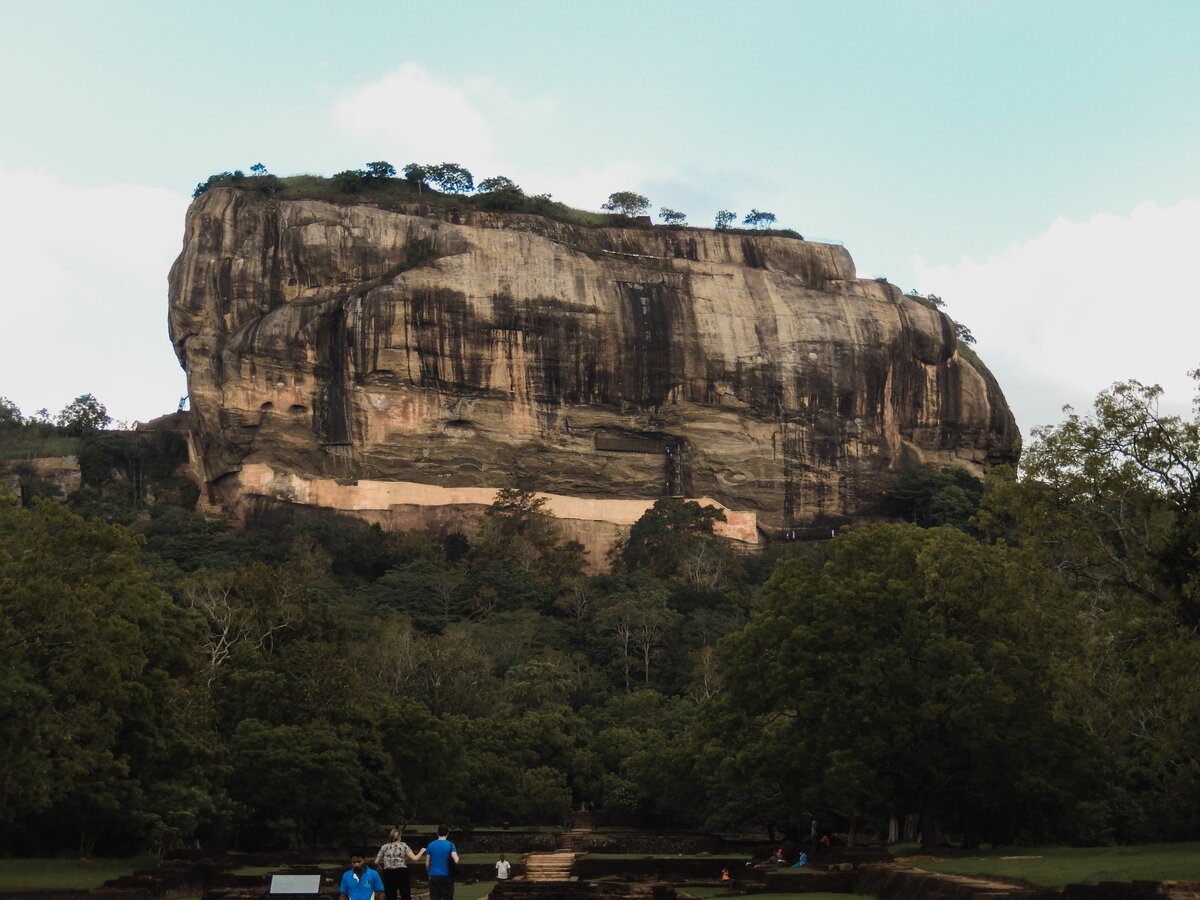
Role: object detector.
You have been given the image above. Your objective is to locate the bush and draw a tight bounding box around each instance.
[332,169,367,193]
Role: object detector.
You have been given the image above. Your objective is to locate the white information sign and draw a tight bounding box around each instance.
[269,875,322,894]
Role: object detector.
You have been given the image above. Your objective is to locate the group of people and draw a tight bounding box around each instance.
[339,825,512,900]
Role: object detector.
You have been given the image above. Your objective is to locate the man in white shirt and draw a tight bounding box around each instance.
[494,853,512,882]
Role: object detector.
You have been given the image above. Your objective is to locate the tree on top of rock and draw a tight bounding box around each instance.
[475,176,525,210]
[477,175,523,196]
[56,394,110,436]
[333,169,367,193]
[602,191,650,217]
[658,208,687,225]
[0,397,22,428]
[366,161,396,181]
[743,209,776,229]
[426,163,474,194]
[402,163,428,192]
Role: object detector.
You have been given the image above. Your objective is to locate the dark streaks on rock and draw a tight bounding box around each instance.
[169,188,1020,533]
[313,305,352,444]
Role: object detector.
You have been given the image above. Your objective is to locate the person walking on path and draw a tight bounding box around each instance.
[425,824,459,900]
[340,851,384,900]
[375,828,425,900]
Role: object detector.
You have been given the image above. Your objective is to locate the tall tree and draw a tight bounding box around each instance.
[475,175,525,210]
[0,396,22,427]
[976,375,1200,838]
[705,524,1091,848]
[597,586,679,690]
[426,162,474,194]
[620,497,727,580]
[743,209,776,229]
[366,160,396,180]
[602,191,650,217]
[402,162,428,192]
[0,496,208,851]
[56,393,110,435]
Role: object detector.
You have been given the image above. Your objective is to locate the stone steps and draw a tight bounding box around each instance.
[558,830,591,851]
[522,851,579,882]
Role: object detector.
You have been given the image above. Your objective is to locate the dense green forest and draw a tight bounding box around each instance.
[1,379,1199,855]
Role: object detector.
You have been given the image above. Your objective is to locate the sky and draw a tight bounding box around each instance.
[1,0,1198,438]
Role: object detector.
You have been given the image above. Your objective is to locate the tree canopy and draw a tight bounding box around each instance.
[602,191,650,217]
[703,524,1091,848]
[366,160,396,180]
[55,393,110,435]
[426,162,474,194]
[743,209,776,229]
[5,374,1200,852]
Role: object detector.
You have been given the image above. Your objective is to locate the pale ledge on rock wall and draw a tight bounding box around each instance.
[169,188,1019,559]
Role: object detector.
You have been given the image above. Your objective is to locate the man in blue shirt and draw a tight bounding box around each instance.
[340,851,384,900]
[424,825,459,900]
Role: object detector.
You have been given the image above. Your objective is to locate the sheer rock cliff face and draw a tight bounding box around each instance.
[169,188,1019,550]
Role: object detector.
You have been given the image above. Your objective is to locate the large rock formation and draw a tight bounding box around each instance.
[169,188,1018,555]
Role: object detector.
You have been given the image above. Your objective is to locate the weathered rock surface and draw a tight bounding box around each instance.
[169,188,1018,548]
[1,456,81,503]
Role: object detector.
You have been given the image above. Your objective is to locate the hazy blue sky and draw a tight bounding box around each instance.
[2,0,1198,434]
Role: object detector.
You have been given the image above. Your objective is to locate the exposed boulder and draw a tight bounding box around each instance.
[169,188,1018,555]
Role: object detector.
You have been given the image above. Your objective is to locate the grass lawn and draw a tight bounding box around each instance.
[231,866,286,876]
[0,433,80,461]
[0,857,157,890]
[895,842,1200,886]
[452,884,499,900]
[577,854,752,861]
[682,892,875,900]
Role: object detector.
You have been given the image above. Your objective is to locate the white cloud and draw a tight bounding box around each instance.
[331,63,679,212]
[0,163,189,424]
[332,63,510,176]
[914,199,1200,435]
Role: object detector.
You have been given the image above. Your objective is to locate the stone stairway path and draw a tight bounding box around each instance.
[1164,885,1200,900]
[557,829,591,851]
[521,850,579,882]
[557,809,594,852]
